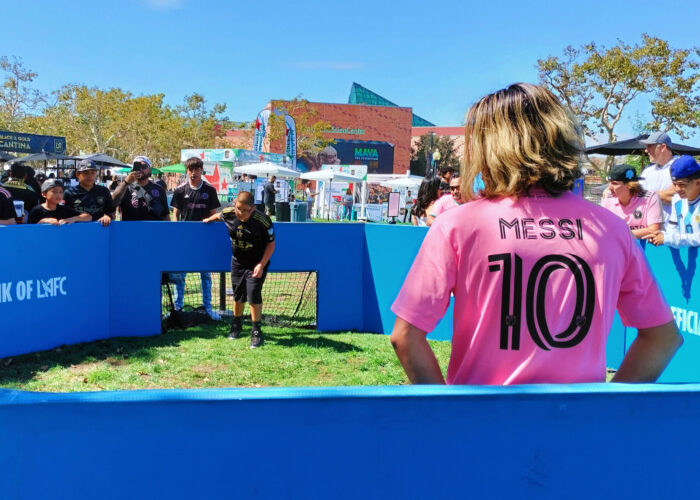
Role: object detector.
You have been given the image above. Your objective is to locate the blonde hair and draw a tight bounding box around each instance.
[461,83,583,201]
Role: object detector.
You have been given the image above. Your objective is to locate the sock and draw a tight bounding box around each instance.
[252,321,261,331]
[232,316,242,328]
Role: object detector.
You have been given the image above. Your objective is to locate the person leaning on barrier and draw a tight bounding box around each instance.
[63,159,115,227]
[601,164,663,240]
[204,191,275,349]
[390,82,681,385]
[112,156,169,221]
[647,155,700,248]
[27,179,91,225]
[3,163,40,219]
[0,185,16,225]
[639,132,677,220]
[169,157,222,320]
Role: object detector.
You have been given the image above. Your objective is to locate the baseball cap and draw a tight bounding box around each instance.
[639,132,672,148]
[41,178,64,193]
[132,155,152,169]
[76,159,98,172]
[670,155,700,181]
[607,164,643,182]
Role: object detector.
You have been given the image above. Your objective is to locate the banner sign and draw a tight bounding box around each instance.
[311,140,393,174]
[284,114,297,169]
[252,109,271,152]
[0,130,66,154]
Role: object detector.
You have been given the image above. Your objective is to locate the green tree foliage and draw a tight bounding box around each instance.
[26,84,229,165]
[410,134,460,177]
[267,97,333,156]
[0,56,47,130]
[538,35,700,146]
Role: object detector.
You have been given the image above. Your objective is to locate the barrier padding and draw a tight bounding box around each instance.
[1,383,699,499]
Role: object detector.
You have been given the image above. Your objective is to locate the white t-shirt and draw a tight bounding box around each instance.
[640,157,676,219]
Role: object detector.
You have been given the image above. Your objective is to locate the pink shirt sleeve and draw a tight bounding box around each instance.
[645,192,664,226]
[391,222,456,332]
[616,233,673,328]
[430,194,453,217]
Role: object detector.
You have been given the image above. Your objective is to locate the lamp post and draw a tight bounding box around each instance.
[426,131,437,177]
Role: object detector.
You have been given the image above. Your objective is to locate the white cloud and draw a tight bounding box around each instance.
[288,61,365,70]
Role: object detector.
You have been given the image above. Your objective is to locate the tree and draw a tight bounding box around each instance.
[266,97,334,156]
[177,93,231,149]
[538,35,700,168]
[410,135,460,177]
[0,56,47,130]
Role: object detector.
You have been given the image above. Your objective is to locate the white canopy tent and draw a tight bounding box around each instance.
[378,175,423,190]
[233,162,301,179]
[300,169,365,220]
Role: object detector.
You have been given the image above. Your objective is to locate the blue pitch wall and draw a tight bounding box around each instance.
[1,221,699,379]
[3,384,700,499]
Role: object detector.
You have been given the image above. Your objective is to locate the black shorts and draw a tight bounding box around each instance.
[231,260,268,304]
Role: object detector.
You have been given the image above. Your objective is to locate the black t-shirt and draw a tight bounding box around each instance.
[221,208,275,268]
[63,184,115,221]
[3,179,39,212]
[27,204,81,224]
[170,181,221,221]
[263,181,276,205]
[119,181,169,221]
[0,186,15,220]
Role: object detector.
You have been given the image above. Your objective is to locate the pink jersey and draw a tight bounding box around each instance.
[430,193,458,217]
[391,190,672,385]
[601,190,663,231]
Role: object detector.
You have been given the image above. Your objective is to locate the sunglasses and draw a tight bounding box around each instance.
[450,185,460,191]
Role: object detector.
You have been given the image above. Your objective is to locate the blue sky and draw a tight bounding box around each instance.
[3,0,700,140]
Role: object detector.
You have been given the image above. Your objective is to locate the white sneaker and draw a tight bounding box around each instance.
[207,309,222,321]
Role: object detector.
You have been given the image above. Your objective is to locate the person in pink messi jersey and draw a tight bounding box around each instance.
[390,83,682,386]
[601,164,663,240]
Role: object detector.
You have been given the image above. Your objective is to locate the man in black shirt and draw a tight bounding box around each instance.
[3,163,40,221]
[263,175,277,216]
[113,155,169,221]
[63,159,115,226]
[170,156,222,320]
[27,179,91,225]
[204,191,275,348]
[0,185,16,225]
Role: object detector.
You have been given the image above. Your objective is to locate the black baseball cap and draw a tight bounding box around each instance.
[607,164,643,182]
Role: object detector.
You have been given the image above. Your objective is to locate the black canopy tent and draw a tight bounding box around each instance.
[8,152,80,174]
[77,153,130,168]
[585,134,700,156]
[0,151,16,162]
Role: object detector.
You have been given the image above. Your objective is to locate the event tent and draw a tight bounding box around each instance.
[160,163,186,174]
[300,169,366,219]
[234,162,301,179]
[585,134,700,156]
[77,153,130,168]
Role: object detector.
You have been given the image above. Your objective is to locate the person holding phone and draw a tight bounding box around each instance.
[112,156,169,221]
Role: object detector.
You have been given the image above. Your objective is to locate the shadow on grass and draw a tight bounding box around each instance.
[270,331,366,353]
[0,320,233,386]
[0,323,370,387]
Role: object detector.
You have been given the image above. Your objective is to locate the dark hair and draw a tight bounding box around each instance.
[413,176,442,218]
[185,157,204,170]
[10,163,26,179]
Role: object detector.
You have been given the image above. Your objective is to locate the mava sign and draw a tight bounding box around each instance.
[0,131,66,154]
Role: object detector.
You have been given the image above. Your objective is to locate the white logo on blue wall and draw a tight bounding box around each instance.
[0,276,68,304]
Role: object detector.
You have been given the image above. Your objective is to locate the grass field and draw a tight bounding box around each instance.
[0,323,452,392]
